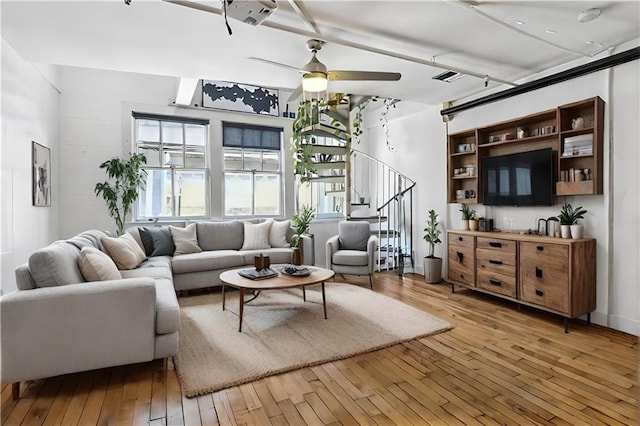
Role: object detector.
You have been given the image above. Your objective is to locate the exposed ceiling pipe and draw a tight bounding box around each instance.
[440,46,640,116]
[163,0,518,87]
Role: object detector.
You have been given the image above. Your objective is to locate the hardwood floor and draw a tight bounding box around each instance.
[2,272,638,425]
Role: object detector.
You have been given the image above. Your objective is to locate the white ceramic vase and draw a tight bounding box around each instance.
[560,225,572,239]
[570,224,584,239]
[460,219,469,230]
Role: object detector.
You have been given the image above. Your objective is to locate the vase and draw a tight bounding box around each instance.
[469,219,479,231]
[292,247,303,265]
[570,224,584,239]
[560,225,572,239]
[460,219,469,230]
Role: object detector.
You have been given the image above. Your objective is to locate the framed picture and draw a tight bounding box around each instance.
[32,141,51,207]
[202,80,279,116]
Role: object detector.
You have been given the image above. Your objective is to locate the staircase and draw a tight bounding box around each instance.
[295,96,416,275]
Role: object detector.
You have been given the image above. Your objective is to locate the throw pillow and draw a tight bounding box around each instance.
[269,219,291,248]
[140,227,175,256]
[101,233,147,270]
[241,220,272,250]
[170,224,202,255]
[78,247,121,281]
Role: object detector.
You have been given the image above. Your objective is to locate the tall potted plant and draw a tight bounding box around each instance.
[291,204,316,265]
[423,209,442,283]
[558,202,587,239]
[94,153,147,236]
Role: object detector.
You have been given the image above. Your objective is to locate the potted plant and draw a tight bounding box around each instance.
[459,204,475,230]
[291,204,316,264]
[94,153,147,236]
[557,202,587,239]
[423,209,442,283]
[468,209,479,231]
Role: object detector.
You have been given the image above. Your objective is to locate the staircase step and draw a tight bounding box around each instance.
[301,124,349,141]
[308,175,345,184]
[348,215,380,223]
[314,161,346,170]
[303,144,347,155]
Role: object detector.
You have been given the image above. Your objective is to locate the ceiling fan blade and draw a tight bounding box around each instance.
[287,84,303,102]
[248,57,306,74]
[328,71,401,81]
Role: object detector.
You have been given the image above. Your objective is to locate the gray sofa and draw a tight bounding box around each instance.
[1,220,312,399]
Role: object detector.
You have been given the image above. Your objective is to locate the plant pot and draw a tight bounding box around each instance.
[423,257,442,284]
[560,225,572,239]
[292,247,303,265]
[570,224,584,239]
[469,219,479,231]
[460,219,469,230]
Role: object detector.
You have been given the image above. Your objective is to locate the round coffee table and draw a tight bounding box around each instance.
[219,266,335,332]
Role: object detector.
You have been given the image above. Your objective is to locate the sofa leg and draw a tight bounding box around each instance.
[12,382,20,401]
[369,274,373,290]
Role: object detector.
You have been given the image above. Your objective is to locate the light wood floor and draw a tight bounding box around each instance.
[2,272,638,425]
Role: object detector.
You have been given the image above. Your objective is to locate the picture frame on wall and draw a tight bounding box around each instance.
[202,80,279,117]
[32,141,51,207]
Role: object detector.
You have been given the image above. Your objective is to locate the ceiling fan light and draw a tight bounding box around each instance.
[302,72,328,92]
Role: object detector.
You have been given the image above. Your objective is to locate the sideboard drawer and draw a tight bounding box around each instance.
[477,269,516,298]
[476,237,516,255]
[449,233,474,248]
[448,245,475,286]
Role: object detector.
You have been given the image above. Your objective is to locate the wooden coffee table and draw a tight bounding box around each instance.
[220,266,335,332]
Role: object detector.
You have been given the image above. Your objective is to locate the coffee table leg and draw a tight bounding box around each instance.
[239,287,244,332]
[303,285,306,301]
[222,284,226,311]
[322,281,327,319]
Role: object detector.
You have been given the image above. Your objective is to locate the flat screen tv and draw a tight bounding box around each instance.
[482,148,554,206]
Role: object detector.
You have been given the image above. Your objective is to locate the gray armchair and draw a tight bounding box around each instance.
[326,221,378,289]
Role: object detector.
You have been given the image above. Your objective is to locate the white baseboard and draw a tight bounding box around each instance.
[608,314,640,336]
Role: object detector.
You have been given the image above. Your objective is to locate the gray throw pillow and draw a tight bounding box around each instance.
[140,227,175,256]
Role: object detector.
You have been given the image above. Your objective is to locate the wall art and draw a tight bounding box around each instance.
[202,80,279,116]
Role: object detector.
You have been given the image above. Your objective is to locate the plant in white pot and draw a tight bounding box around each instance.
[423,209,442,283]
[459,204,475,230]
[558,202,587,239]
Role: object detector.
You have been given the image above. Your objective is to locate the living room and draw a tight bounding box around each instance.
[1,1,639,425]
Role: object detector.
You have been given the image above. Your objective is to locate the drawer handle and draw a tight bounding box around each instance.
[535,267,543,278]
[458,236,463,241]
[456,251,464,262]
[535,289,544,297]
[489,242,502,248]
[537,245,544,251]
[489,259,503,265]
[489,279,502,286]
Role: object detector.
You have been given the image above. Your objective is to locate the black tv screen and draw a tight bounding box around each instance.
[482,148,553,206]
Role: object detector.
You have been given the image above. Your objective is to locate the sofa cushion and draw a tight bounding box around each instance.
[171,250,245,274]
[67,230,110,251]
[120,258,173,281]
[332,250,369,266]
[241,220,272,250]
[78,247,121,282]
[170,224,202,255]
[29,241,85,287]
[102,233,147,270]
[338,221,370,251]
[269,220,291,248]
[196,221,244,251]
[153,277,180,335]
[240,248,294,265]
[140,227,175,257]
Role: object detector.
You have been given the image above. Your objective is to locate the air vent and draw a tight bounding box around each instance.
[432,70,465,83]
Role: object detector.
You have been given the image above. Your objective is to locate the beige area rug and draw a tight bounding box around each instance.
[174,282,452,397]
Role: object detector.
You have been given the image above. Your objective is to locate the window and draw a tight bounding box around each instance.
[133,113,209,220]
[222,122,283,217]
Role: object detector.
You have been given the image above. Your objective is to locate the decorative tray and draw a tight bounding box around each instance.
[238,268,278,280]
[280,265,311,277]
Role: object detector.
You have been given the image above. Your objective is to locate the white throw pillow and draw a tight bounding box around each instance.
[170,223,202,255]
[101,233,147,270]
[241,220,272,250]
[269,219,291,248]
[78,247,122,281]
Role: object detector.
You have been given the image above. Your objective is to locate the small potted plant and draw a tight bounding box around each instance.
[558,202,587,239]
[459,204,475,230]
[468,209,479,231]
[423,209,442,283]
[291,204,316,264]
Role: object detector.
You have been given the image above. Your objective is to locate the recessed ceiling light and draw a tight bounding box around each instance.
[515,20,525,25]
[546,29,557,35]
[585,41,594,45]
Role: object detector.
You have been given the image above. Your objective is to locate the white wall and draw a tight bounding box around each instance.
[364,47,640,334]
[58,66,296,238]
[1,39,60,293]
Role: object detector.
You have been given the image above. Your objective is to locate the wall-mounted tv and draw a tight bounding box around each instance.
[482,148,554,206]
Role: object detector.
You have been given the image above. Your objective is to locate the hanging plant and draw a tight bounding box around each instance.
[380,98,398,152]
[351,96,378,144]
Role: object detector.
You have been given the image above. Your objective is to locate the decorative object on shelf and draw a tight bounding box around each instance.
[479,218,493,232]
[468,210,479,231]
[291,204,316,265]
[516,127,527,139]
[202,80,279,116]
[254,254,271,271]
[422,209,442,283]
[94,153,147,236]
[32,141,51,207]
[558,202,587,239]
[547,217,560,237]
[571,116,585,130]
[459,204,475,230]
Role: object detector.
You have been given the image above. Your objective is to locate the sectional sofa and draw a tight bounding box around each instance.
[0,219,313,399]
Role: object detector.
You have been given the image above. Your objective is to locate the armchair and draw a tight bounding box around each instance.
[326,221,378,289]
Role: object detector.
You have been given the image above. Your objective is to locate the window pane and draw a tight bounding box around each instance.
[185,147,205,168]
[263,151,280,171]
[262,130,281,150]
[162,147,184,167]
[161,121,183,144]
[138,169,173,218]
[138,145,160,166]
[243,128,262,148]
[185,124,205,146]
[243,150,262,171]
[254,174,280,215]
[224,172,252,216]
[138,120,159,142]
[224,148,242,170]
[175,170,206,217]
[223,126,243,147]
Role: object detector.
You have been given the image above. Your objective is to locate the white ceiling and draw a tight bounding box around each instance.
[2,0,639,105]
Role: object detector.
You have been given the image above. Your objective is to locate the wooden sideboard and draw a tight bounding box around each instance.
[447,230,596,332]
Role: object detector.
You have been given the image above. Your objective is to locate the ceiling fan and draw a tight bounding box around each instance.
[252,39,401,102]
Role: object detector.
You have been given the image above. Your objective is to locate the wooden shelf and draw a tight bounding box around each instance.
[560,153,594,160]
[556,180,594,196]
[452,175,476,179]
[450,151,476,157]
